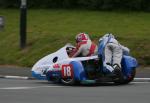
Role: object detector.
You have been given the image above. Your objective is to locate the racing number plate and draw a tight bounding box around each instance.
[61,64,73,78]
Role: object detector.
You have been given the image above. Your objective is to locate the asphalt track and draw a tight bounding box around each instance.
[0,66,150,103]
[0,78,150,103]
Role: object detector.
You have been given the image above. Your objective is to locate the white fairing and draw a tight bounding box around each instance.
[31,44,73,75]
[31,43,98,78]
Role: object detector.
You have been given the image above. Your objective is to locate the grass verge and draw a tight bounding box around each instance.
[0,9,150,67]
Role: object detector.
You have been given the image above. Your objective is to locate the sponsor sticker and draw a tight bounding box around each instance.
[53,64,60,69]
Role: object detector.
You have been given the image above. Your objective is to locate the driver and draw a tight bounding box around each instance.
[69,33,98,57]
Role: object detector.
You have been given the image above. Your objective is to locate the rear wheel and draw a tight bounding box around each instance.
[122,68,136,84]
[114,68,136,85]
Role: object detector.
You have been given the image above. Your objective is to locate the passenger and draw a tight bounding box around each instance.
[98,33,129,77]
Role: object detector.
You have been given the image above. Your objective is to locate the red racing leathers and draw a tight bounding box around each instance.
[70,40,98,57]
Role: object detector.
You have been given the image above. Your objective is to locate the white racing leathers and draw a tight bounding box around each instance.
[104,43,122,70]
[99,34,129,73]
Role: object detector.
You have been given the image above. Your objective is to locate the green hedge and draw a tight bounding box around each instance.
[0,0,150,11]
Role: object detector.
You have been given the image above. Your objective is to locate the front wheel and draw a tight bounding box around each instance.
[61,64,76,85]
[61,77,75,85]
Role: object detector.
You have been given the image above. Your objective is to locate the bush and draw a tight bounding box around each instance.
[0,0,150,11]
[0,0,19,8]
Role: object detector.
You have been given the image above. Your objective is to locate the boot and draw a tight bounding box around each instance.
[112,64,124,80]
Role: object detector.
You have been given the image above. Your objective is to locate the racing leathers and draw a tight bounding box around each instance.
[70,33,98,57]
[98,34,130,73]
[70,40,98,57]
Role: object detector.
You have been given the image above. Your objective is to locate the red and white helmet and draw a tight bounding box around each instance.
[75,33,90,43]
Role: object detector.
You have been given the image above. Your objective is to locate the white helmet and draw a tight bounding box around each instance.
[75,33,90,43]
[103,33,115,38]
[99,33,115,42]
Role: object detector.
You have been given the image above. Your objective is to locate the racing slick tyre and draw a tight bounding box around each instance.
[114,68,136,85]
[61,78,76,85]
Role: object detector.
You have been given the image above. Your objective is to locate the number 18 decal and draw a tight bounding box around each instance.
[61,64,73,78]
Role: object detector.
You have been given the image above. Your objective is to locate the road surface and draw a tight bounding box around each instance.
[0,78,150,103]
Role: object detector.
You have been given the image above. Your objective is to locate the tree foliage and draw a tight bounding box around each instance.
[0,0,150,11]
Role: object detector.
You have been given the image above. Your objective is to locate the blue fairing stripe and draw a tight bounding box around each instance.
[32,71,47,80]
[70,61,87,81]
[121,56,138,77]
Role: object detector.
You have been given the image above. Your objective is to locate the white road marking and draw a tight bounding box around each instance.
[0,75,33,80]
[0,86,65,90]
[134,78,150,80]
[4,76,29,79]
[132,82,150,84]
